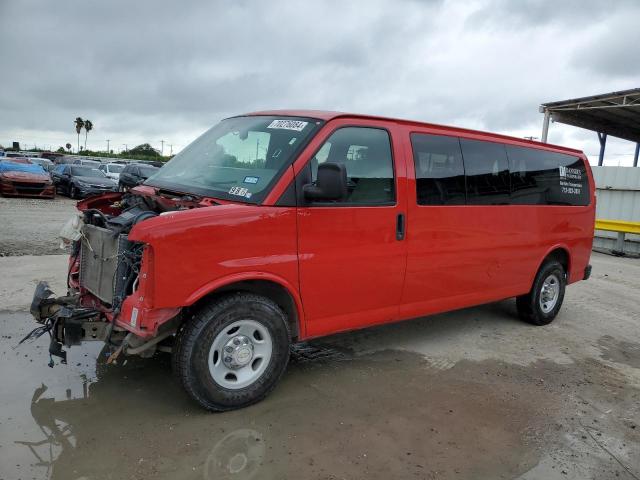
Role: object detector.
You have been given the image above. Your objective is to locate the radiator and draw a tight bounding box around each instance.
[79,224,131,305]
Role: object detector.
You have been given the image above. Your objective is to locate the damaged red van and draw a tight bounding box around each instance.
[28,111,595,410]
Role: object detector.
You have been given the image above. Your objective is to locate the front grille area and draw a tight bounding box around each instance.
[13,182,46,189]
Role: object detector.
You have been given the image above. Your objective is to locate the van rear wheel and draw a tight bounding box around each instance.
[174,293,291,411]
[516,260,566,326]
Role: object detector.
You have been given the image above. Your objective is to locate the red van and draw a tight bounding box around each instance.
[29,111,595,410]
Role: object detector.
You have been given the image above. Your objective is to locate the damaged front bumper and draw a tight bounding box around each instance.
[26,281,180,366]
[26,281,110,366]
[23,193,184,366]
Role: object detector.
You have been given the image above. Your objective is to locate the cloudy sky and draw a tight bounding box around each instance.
[1,0,638,164]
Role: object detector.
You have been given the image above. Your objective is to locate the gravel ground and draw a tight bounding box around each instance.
[0,196,76,256]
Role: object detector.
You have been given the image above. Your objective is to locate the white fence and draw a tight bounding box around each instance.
[591,166,640,255]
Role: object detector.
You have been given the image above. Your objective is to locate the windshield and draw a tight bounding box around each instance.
[146,115,321,202]
[108,164,124,173]
[72,166,106,178]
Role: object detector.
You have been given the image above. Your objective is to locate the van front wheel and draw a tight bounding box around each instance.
[516,260,566,326]
[174,293,291,411]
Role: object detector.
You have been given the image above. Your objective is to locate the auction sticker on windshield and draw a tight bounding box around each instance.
[267,119,308,131]
[229,186,251,198]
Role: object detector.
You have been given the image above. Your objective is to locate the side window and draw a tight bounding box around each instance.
[311,127,395,204]
[507,146,589,206]
[460,139,510,205]
[410,133,465,205]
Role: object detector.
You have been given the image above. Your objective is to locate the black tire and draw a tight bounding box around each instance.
[69,184,78,199]
[174,293,291,411]
[516,260,566,326]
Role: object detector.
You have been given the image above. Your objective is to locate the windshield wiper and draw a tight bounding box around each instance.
[155,187,203,201]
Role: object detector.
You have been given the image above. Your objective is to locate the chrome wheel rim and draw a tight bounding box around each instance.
[539,273,560,313]
[208,320,272,390]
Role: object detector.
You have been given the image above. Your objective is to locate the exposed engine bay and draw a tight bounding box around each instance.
[78,196,159,312]
[24,190,203,366]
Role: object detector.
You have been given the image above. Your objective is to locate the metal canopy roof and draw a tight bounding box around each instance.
[540,88,640,143]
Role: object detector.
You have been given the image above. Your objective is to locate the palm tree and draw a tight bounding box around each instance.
[66,143,72,153]
[84,120,93,151]
[74,117,84,153]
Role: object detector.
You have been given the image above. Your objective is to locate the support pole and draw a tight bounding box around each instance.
[613,232,626,256]
[541,110,551,143]
[634,143,639,167]
[598,132,607,166]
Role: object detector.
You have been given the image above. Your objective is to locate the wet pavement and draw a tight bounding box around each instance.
[1,252,640,479]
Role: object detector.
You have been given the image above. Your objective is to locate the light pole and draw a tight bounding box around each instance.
[106,139,110,154]
[160,140,164,156]
[168,144,173,156]
[122,144,128,154]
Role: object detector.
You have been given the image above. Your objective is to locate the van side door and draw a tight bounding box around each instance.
[400,131,519,319]
[294,120,408,337]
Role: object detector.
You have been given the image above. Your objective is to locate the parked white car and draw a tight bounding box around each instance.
[99,162,125,181]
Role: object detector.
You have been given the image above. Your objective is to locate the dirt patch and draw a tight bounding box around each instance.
[598,335,640,369]
[0,196,76,256]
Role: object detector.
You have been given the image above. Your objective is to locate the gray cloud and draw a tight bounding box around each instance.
[571,10,640,77]
[0,0,638,161]
[466,0,637,28]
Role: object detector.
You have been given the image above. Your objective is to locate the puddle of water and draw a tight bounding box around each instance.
[1,311,547,480]
[2,311,639,480]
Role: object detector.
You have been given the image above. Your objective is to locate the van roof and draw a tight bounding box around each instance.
[246,109,584,155]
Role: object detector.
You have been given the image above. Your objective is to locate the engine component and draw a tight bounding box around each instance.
[107,206,157,235]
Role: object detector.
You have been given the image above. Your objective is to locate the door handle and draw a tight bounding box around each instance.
[396,213,405,241]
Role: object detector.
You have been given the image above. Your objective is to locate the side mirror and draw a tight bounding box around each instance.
[303,162,347,201]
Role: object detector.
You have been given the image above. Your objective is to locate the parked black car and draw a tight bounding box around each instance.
[52,164,118,198]
[118,163,159,191]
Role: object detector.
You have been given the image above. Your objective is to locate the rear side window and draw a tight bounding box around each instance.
[460,139,510,205]
[410,133,465,205]
[311,127,395,204]
[507,146,589,206]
